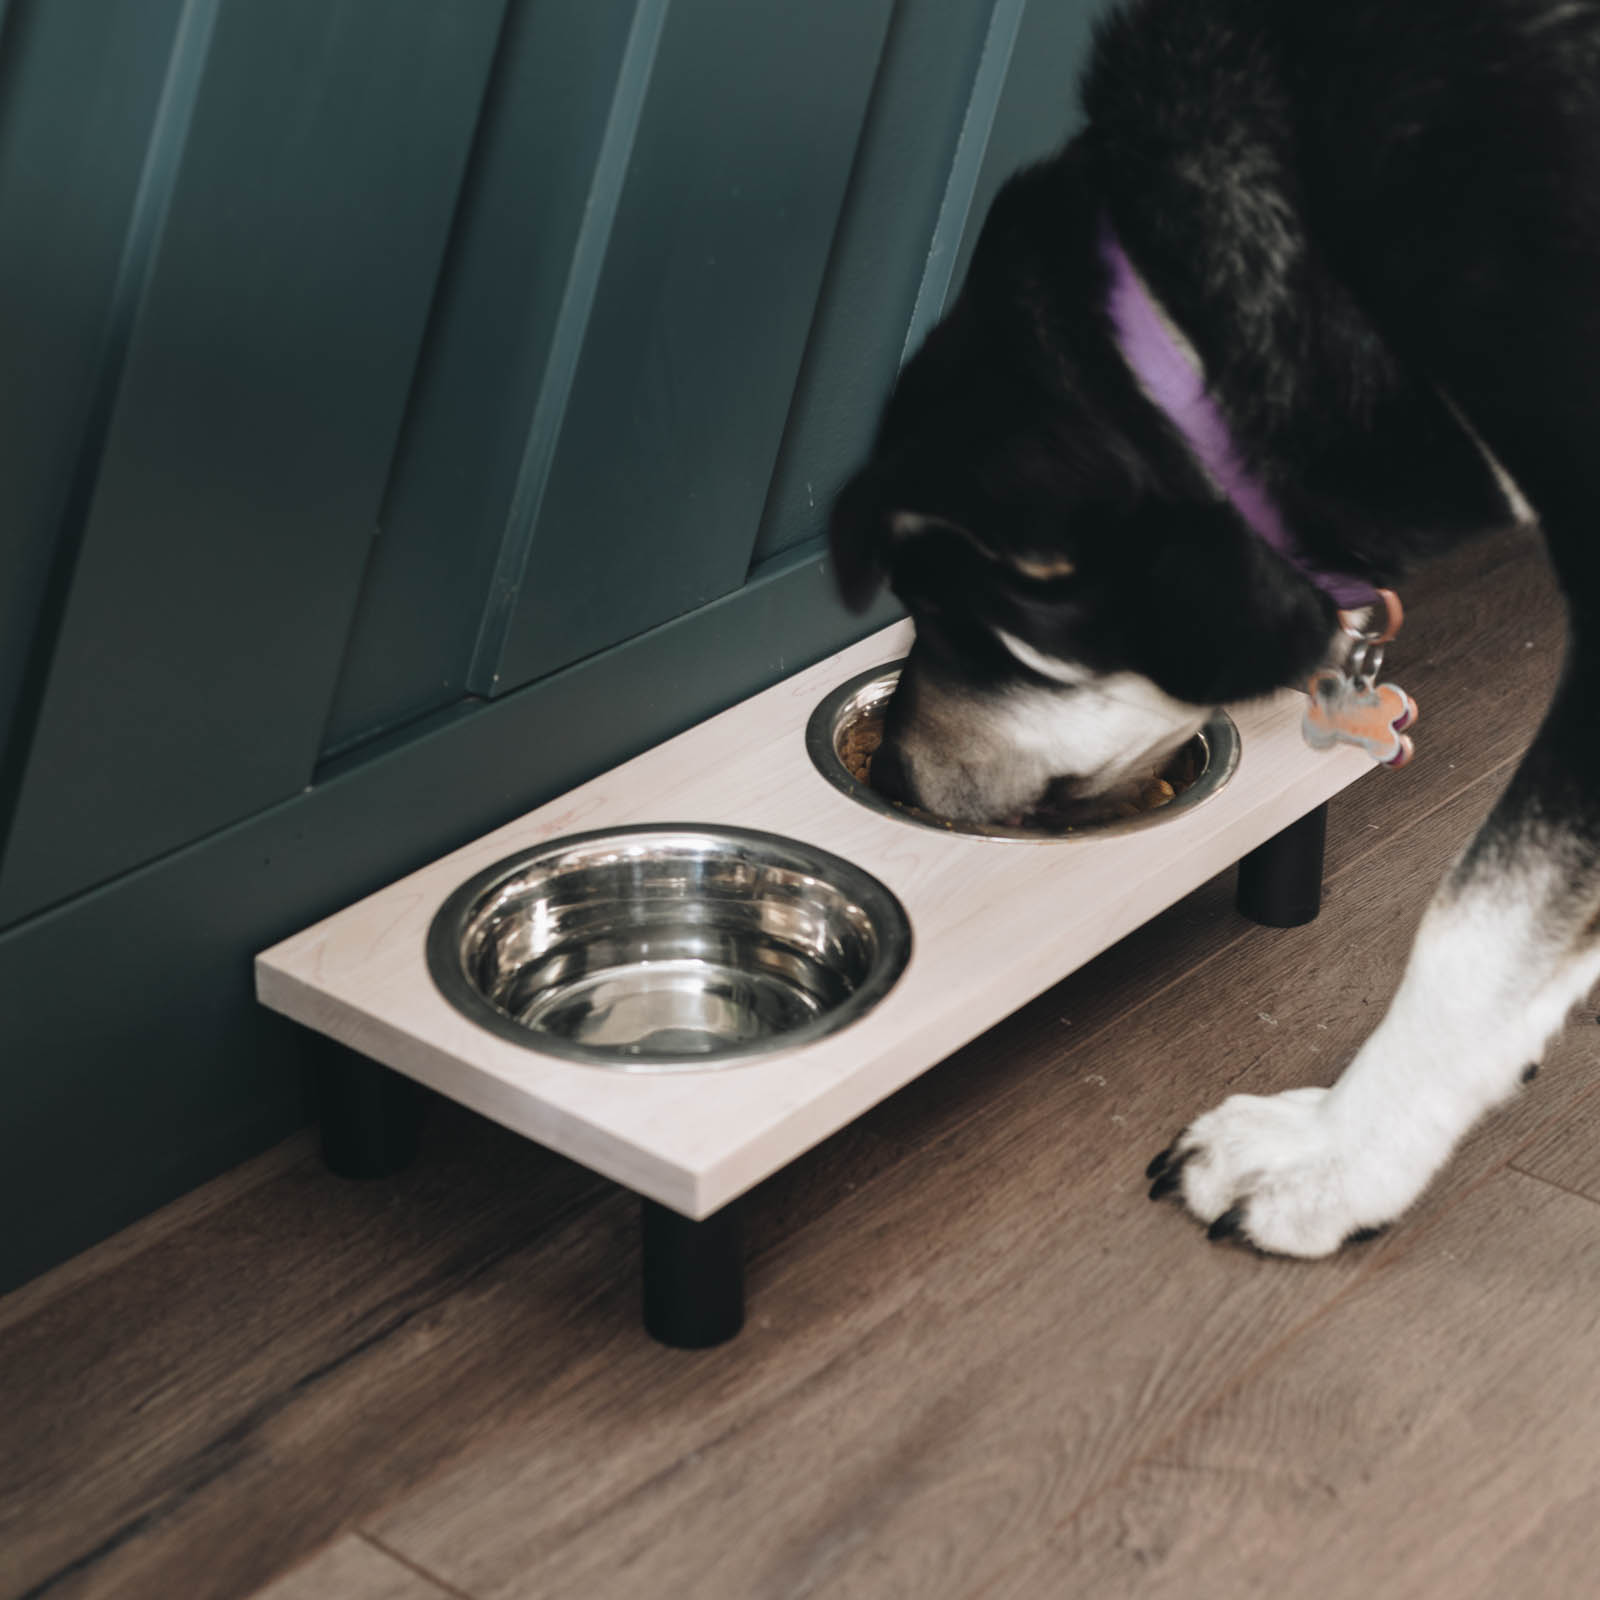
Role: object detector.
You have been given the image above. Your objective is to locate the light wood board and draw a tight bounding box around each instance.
[256,621,1372,1217]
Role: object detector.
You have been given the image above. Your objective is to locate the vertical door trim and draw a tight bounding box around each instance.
[0,0,221,864]
[899,0,1028,364]
[467,0,673,696]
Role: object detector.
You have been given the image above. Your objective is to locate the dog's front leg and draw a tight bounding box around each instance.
[1152,657,1600,1255]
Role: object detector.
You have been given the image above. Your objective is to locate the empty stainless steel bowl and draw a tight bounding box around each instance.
[806,660,1240,842]
[427,825,912,1070]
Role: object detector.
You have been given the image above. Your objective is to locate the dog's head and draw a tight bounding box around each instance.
[830,159,1334,823]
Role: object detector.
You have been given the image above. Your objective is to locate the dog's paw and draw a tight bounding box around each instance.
[1148,1087,1390,1258]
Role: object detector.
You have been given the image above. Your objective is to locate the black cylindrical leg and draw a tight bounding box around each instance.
[318,1043,424,1179]
[1237,802,1328,928]
[641,1198,744,1348]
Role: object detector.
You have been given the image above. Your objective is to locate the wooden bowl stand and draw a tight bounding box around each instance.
[257,621,1370,1347]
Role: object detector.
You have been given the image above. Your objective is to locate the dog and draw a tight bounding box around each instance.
[829,0,1600,1257]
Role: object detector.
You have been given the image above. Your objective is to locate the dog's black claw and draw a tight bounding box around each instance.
[1521,1061,1541,1085]
[1148,1170,1182,1202]
[1148,1145,1195,1200]
[1207,1205,1247,1242]
[1344,1224,1388,1245]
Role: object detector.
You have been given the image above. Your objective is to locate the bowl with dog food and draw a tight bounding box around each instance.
[426,825,912,1070]
[806,660,1240,841]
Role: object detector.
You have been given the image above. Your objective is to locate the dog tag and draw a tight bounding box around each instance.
[1302,668,1418,768]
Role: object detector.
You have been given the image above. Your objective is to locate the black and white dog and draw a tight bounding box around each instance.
[830,0,1600,1257]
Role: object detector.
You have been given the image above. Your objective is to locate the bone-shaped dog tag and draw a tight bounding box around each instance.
[1302,668,1418,768]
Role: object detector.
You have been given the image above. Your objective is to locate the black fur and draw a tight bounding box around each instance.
[833,0,1600,1254]
[831,0,1591,816]
[832,141,1350,715]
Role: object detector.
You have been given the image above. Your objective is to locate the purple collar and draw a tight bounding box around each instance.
[1098,217,1380,611]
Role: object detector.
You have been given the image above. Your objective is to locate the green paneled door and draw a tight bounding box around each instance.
[0,0,1120,1292]
[0,0,506,924]
[327,0,900,739]
[0,0,190,810]
[474,0,896,695]
[320,0,645,756]
[749,0,1002,570]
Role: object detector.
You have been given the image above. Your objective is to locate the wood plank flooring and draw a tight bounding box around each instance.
[4,522,1596,1600]
[251,1538,456,1600]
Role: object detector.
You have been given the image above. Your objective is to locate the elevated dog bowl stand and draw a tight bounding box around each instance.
[256,621,1371,1347]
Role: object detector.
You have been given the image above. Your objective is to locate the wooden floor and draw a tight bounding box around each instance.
[5,522,1596,1600]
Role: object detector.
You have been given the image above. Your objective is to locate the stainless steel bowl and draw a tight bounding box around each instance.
[806,660,1240,842]
[427,825,912,1070]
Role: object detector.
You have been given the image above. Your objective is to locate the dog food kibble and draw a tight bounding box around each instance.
[839,714,1198,831]
[840,721,881,786]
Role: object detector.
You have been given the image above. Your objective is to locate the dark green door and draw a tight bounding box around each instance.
[0,0,1112,1291]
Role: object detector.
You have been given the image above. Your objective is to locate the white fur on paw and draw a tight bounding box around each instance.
[1157,1087,1385,1258]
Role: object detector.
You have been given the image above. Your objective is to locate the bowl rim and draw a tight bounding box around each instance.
[805,658,1241,843]
[425,822,913,1071]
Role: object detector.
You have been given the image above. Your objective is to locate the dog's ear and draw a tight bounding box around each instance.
[828,463,891,612]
